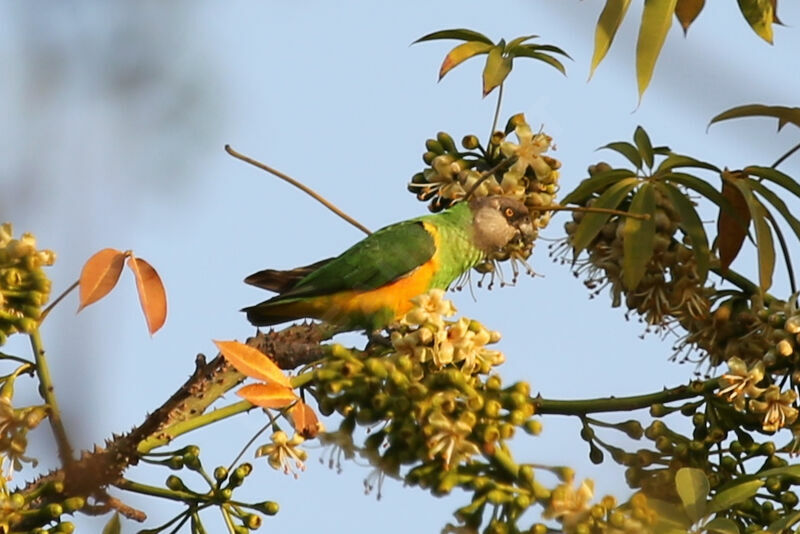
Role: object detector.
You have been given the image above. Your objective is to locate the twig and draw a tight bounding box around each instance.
[489,83,504,140]
[771,141,800,169]
[537,204,651,220]
[39,280,78,323]
[29,328,74,464]
[224,145,372,235]
[464,157,518,200]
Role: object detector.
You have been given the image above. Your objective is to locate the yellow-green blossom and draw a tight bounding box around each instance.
[499,123,554,181]
[750,385,799,432]
[402,289,457,327]
[425,411,480,469]
[542,478,595,530]
[256,431,307,478]
[716,357,766,411]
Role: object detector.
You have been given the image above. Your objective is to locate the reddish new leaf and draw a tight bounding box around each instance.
[214,340,291,388]
[717,171,751,271]
[127,256,167,335]
[78,248,126,311]
[290,400,322,439]
[237,383,298,409]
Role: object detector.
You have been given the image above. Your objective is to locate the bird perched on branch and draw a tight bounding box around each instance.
[243,196,533,331]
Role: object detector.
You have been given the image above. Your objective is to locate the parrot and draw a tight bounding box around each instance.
[243,196,534,331]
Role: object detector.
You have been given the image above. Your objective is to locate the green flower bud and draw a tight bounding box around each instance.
[436,132,458,153]
[43,503,63,519]
[245,514,262,530]
[213,466,228,482]
[461,135,480,150]
[62,497,85,513]
[166,475,189,492]
[254,501,280,516]
[425,139,445,154]
[524,420,542,435]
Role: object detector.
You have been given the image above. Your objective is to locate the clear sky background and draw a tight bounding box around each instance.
[2,2,800,532]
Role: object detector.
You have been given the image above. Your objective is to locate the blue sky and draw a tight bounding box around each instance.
[2,1,800,532]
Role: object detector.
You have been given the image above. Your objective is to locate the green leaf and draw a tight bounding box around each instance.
[648,498,692,530]
[745,166,800,198]
[506,34,539,49]
[636,0,678,101]
[602,141,643,169]
[704,517,741,534]
[560,169,637,205]
[102,512,121,534]
[622,183,657,290]
[524,43,572,58]
[733,180,775,291]
[439,41,494,80]
[757,464,800,479]
[482,44,512,96]
[414,28,494,45]
[707,479,763,514]
[665,172,733,213]
[709,104,800,131]
[660,183,710,283]
[571,177,640,253]
[749,180,800,245]
[765,509,800,533]
[633,126,655,168]
[675,0,705,34]
[590,0,632,79]
[675,467,709,523]
[508,46,568,75]
[656,153,720,174]
[736,0,774,43]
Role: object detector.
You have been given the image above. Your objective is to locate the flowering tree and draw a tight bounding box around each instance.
[3,2,800,533]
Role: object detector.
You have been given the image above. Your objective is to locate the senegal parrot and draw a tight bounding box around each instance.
[243,196,533,331]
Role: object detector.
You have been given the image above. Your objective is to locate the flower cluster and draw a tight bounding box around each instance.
[391,290,503,374]
[0,224,55,344]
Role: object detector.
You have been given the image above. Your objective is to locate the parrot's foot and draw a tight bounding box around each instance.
[366,329,393,350]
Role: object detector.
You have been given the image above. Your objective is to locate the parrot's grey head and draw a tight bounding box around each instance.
[468,196,534,254]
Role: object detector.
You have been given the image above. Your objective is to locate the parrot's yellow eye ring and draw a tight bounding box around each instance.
[504,207,515,218]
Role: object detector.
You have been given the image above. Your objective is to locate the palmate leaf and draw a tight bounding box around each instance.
[622,182,657,289]
[737,0,775,43]
[416,30,570,96]
[590,0,632,79]
[659,182,710,283]
[570,177,640,253]
[675,0,705,34]
[709,104,800,131]
[636,0,679,102]
[664,172,732,213]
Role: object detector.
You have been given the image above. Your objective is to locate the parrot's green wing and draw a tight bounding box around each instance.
[276,220,436,299]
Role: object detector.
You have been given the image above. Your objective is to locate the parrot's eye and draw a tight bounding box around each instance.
[504,207,515,218]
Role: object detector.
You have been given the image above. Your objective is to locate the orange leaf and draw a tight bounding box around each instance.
[675,0,705,34]
[290,400,321,439]
[214,340,291,388]
[127,256,167,335]
[78,248,126,311]
[237,383,298,409]
[717,171,751,271]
